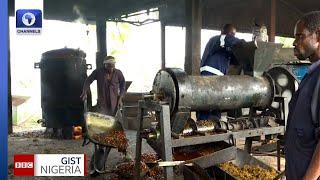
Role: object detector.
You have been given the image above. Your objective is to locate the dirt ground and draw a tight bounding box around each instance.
[8,130,156,180]
[8,118,285,180]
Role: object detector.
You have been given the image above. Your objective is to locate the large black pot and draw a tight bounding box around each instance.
[35,48,92,130]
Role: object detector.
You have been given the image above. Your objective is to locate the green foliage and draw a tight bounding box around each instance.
[275,37,294,48]
[107,22,132,58]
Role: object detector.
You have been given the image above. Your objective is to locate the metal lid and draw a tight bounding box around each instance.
[41,48,86,60]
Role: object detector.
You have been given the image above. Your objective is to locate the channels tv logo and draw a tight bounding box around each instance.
[16,9,42,34]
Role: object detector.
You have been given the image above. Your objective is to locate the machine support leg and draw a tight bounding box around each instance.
[244,107,255,153]
[244,137,253,154]
[277,139,281,171]
[160,105,174,180]
[134,102,144,180]
[280,97,286,125]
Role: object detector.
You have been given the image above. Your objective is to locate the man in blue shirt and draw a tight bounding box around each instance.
[198,24,244,120]
[285,11,320,180]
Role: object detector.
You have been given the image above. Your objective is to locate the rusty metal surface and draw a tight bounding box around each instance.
[152,70,177,111]
[267,66,298,125]
[184,146,279,179]
[173,141,232,161]
[152,68,274,112]
[193,146,237,169]
[152,68,187,113]
[178,75,273,110]
[172,126,285,148]
[253,42,283,76]
[211,148,280,180]
[180,118,266,136]
[134,103,144,180]
[182,118,197,135]
[267,66,298,96]
[159,105,174,179]
[183,163,212,180]
[171,108,191,134]
[136,100,284,179]
[195,120,216,133]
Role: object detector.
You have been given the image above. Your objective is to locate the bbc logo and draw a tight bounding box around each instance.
[14,154,34,176]
[15,162,33,168]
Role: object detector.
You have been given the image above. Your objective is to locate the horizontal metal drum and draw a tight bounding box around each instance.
[152,68,274,113]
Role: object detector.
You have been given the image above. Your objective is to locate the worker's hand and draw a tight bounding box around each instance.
[254,39,258,48]
[302,173,318,180]
[80,91,87,101]
[117,96,123,109]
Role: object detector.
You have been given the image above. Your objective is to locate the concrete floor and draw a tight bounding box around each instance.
[8,130,156,180]
[8,130,285,180]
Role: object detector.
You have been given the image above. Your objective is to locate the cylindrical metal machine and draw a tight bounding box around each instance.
[35,48,91,130]
[152,68,274,113]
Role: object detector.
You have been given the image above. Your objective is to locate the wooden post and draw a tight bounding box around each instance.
[161,21,166,69]
[96,19,107,69]
[269,0,276,42]
[185,0,202,75]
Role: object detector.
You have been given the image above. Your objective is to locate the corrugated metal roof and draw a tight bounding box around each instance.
[160,0,320,37]
[9,0,164,22]
[9,0,320,37]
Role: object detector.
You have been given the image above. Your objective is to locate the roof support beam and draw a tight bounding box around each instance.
[95,18,107,102]
[279,0,304,16]
[161,21,166,69]
[269,0,276,42]
[96,19,107,70]
[185,0,202,75]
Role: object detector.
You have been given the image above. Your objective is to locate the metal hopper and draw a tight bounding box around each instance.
[183,146,281,180]
[85,112,124,147]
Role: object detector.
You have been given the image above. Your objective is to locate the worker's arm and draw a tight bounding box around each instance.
[230,36,246,46]
[303,141,320,180]
[117,70,126,107]
[80,69,97,101]
[201,37,218,66]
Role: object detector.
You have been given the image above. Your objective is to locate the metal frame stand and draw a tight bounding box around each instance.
[134,100,174,180]
[134,100,285,179]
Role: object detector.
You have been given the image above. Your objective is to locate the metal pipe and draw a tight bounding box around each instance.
[152,68,274,112]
